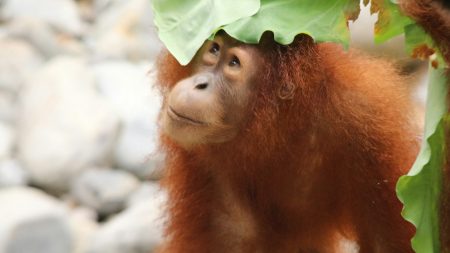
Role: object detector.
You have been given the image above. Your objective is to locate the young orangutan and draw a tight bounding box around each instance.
[155,32,419,253]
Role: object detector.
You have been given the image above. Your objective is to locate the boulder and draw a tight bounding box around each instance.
[0,90,17,123]
[0,122,15,159]
[5,18,87,59]
[1,0,84,35]
[94,61,164,180]
[0,187,72,253]
[88,0,162,61]
[0,91,16,123]
[68,207,99,253]
[0,38,43,92]
[71,168,140,216]
[17,56,120,193]
[0,159,28,187]
[86,192,167,253]
[127,181,164,207]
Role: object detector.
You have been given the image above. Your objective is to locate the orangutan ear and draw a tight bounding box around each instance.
[278,81,296,100]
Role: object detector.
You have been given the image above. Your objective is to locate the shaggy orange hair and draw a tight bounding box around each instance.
[156,35,419,252]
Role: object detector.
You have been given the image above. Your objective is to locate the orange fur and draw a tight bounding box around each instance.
[156,36,419,253]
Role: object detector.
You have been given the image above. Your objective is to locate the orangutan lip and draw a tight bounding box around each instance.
[168,107,206,126]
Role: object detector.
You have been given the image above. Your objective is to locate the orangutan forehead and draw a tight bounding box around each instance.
[213,31,244,48]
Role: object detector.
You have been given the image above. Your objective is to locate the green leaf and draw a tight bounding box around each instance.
[151,0,260,65]
[370,0,413,43]
[404,24,446,68]
[397,67,448,253]
[223,0,360,48]
[404,24,435,54]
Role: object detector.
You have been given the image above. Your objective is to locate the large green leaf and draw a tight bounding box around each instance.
[397,67,448,253]
[396,12,449,252]
[223,0,360,47]
[151,0,260,65]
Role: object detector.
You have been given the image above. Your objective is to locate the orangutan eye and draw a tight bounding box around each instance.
[229,56,241,67]
[209,43,220,55]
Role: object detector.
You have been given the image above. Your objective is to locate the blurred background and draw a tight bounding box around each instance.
[0,0,166,252]
[0,0,426,253]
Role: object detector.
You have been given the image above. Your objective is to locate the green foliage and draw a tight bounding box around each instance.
[397,67,448,253]
[152,0,361,65]
[404,24,446,68]
[369,0,413,43]
[151,0,260,65]
[223,0,360,48]
[396,12,448,253]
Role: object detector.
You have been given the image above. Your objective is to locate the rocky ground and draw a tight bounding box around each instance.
[0,0,166,252]
[0,1,428,253]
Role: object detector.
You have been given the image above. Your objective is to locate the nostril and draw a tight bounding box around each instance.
[195,83,208,90]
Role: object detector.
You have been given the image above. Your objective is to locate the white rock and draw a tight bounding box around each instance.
[71,168,140,216]
[86,192,167,253]
[0,187,72,253]
[1,0,84,35]
[5,18,87,58]
[127,181,163,207]
[17,57,120,193]
[0,159,28,187]
[0,90,17,123]
[116,124,165,180]
[88,0,162,61]
[92,0,122,14]
[0,38,43,92]
[69,207,99,253]
[0,122,15,159]
[94,61,164,179]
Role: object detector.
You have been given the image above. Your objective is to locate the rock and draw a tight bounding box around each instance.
[0,122,15,159]
[5,18,87,59]
[0,159,28,187]
[68,207,99,253]
[86,193,167,253]
[71,168,140,216]
[77,0,95,23]
[1,0,84,36]
[0,90,17,123]
[94,61,164,180]
[88,0,162,61]
[115,125,165,180]
[92,0,122,14]
[0,187,72,253]
[127,181,163,207]
[0,38,43,92]
[17,57,120,193]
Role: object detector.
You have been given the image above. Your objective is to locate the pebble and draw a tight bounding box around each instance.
[86,197,166,253]
[94,61,164,180]
[0,38,43,92]
[17,56,119,193]
[1,0,84,35]
[0,159,28,187]
[71,168,140,216]
[0,187,73,253]
[0,122,15,159]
